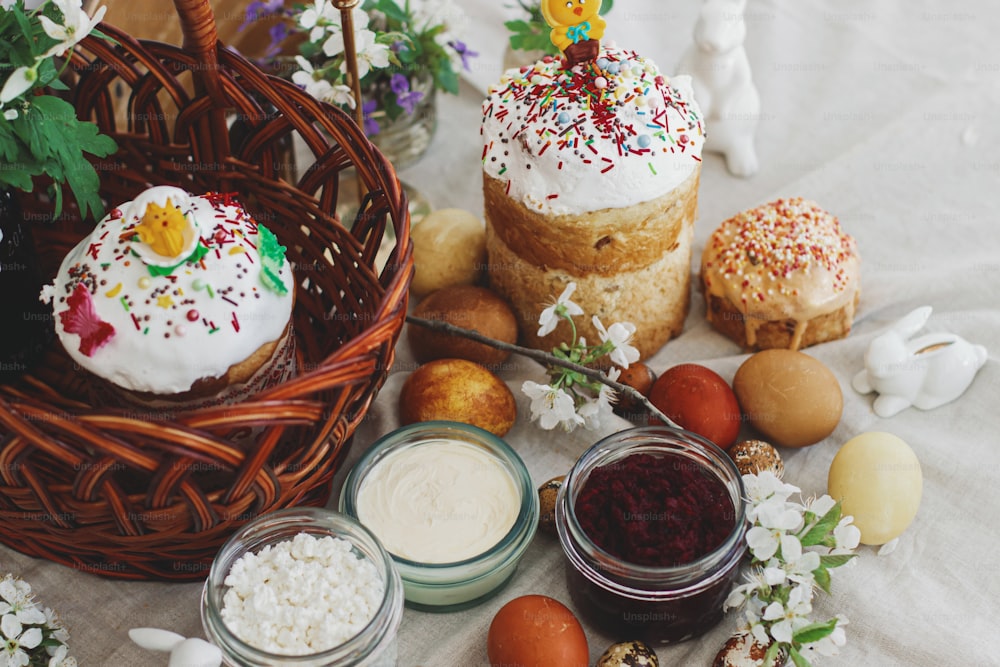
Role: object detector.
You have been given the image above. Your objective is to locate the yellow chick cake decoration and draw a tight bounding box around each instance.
[541,0,606,66]
[126,186,203,269]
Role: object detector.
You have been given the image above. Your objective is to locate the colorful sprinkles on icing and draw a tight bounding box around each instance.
[482,46,704,214]
[703,198,857,309]
[50,191,294,393]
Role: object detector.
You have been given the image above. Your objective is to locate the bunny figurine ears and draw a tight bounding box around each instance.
[853,306,988,418]
[129,628,222,667]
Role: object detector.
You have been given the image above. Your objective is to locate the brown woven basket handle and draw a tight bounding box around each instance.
[171,0,230,162]
[174,0,220,90]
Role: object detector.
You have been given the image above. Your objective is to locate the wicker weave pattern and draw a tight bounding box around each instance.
[0,0,412,580]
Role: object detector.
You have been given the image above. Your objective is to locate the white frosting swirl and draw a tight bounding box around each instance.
[481,46,704,216]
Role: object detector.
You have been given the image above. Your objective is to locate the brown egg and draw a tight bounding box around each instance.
[713,633,774,667]
[537,476,564,535]
[487,595,589,667]
[399,359,517,437]
[408,285,518,369]
[729,440,784,478]
[597,640,659,666]
[613,362,658,420]
[733,349,842,448]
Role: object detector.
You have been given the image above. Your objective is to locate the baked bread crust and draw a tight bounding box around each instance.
[485,168,700,359]
[704,291,859,351]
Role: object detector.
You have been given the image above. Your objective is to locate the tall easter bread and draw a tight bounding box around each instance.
[481,17,704,358]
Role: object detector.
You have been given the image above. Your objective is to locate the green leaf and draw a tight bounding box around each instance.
[761,641,784,667]
[504,19,533,33]
[812,565,831,594]
[600,0,614,14]
[799,502,841,547]
[793,617,839,644]
[24,95,117,219]
[819,553,855,569]
[435,59,459,95]
[368,0,410,25]
[788,646,812,667]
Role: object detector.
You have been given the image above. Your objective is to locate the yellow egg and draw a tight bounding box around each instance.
[827,432,922,545]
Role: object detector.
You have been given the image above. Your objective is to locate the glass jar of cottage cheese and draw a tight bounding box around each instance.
[201,507,404,666]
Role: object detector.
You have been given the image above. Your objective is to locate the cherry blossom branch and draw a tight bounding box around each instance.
[405,315,679,428]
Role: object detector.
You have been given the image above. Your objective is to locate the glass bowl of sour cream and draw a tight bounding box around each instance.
[340,421,539,612]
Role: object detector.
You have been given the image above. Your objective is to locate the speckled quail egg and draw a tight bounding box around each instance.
[537,475,564,535]
[596,640,659,667]
[729,439,784,478]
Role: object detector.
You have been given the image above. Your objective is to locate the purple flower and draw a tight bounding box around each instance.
[390,74,424,115]
[449,40,478,71]
[362,99,380,136]
[266,23,289,57]
[240,0,284,31]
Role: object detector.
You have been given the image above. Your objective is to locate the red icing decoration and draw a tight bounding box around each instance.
[59,284,115,357]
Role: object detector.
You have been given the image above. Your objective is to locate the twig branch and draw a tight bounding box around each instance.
[405,315,680,428]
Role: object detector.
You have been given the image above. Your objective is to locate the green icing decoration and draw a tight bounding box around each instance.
[146,242,210,277]
[258,224,289,295]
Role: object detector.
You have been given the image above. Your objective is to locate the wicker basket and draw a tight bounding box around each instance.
[0,0,412,580]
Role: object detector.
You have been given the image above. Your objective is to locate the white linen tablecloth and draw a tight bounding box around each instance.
[3,1,999,665]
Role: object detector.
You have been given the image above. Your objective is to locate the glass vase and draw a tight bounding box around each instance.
[365,72,437,168]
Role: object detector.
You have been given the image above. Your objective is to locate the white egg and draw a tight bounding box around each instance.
[828,432,922,545]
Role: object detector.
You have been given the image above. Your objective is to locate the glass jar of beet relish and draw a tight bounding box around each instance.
[555,425,747,646]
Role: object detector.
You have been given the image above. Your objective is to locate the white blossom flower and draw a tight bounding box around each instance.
[833,516,862,552]
[291,57,355,108]
[522,381,584,431]
[743,470,799,509]
[337,29,391,80]
[2,108,17,120]
[537,283,584,337]
[749,619,771,647]
[577,367,619,430]
[38,0,107,58]
[592,316,639,368]
[1,613,43,667]
[745,502,802,561]
[762,584,812,643]
[804,494,837,518]
[46,644,78,667]
[778,534,821,585]
[0,66,37,105]
[800,615,849,659]
[724,569,770,611]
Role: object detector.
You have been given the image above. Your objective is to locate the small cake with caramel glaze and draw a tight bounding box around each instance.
[481,46,704,359]
[700,198,860,351]
[42,186,296,407]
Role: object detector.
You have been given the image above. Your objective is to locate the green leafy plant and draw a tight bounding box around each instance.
[505,0,614,55]
[0,0,117,219]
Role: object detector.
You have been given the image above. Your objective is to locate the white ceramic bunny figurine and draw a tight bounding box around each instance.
[677,0,760,177]
[129,628,222,667]
[853,306,988,418]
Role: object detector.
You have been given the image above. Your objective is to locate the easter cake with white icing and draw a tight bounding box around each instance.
[481,44,704,359]
[42,186,296,406]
